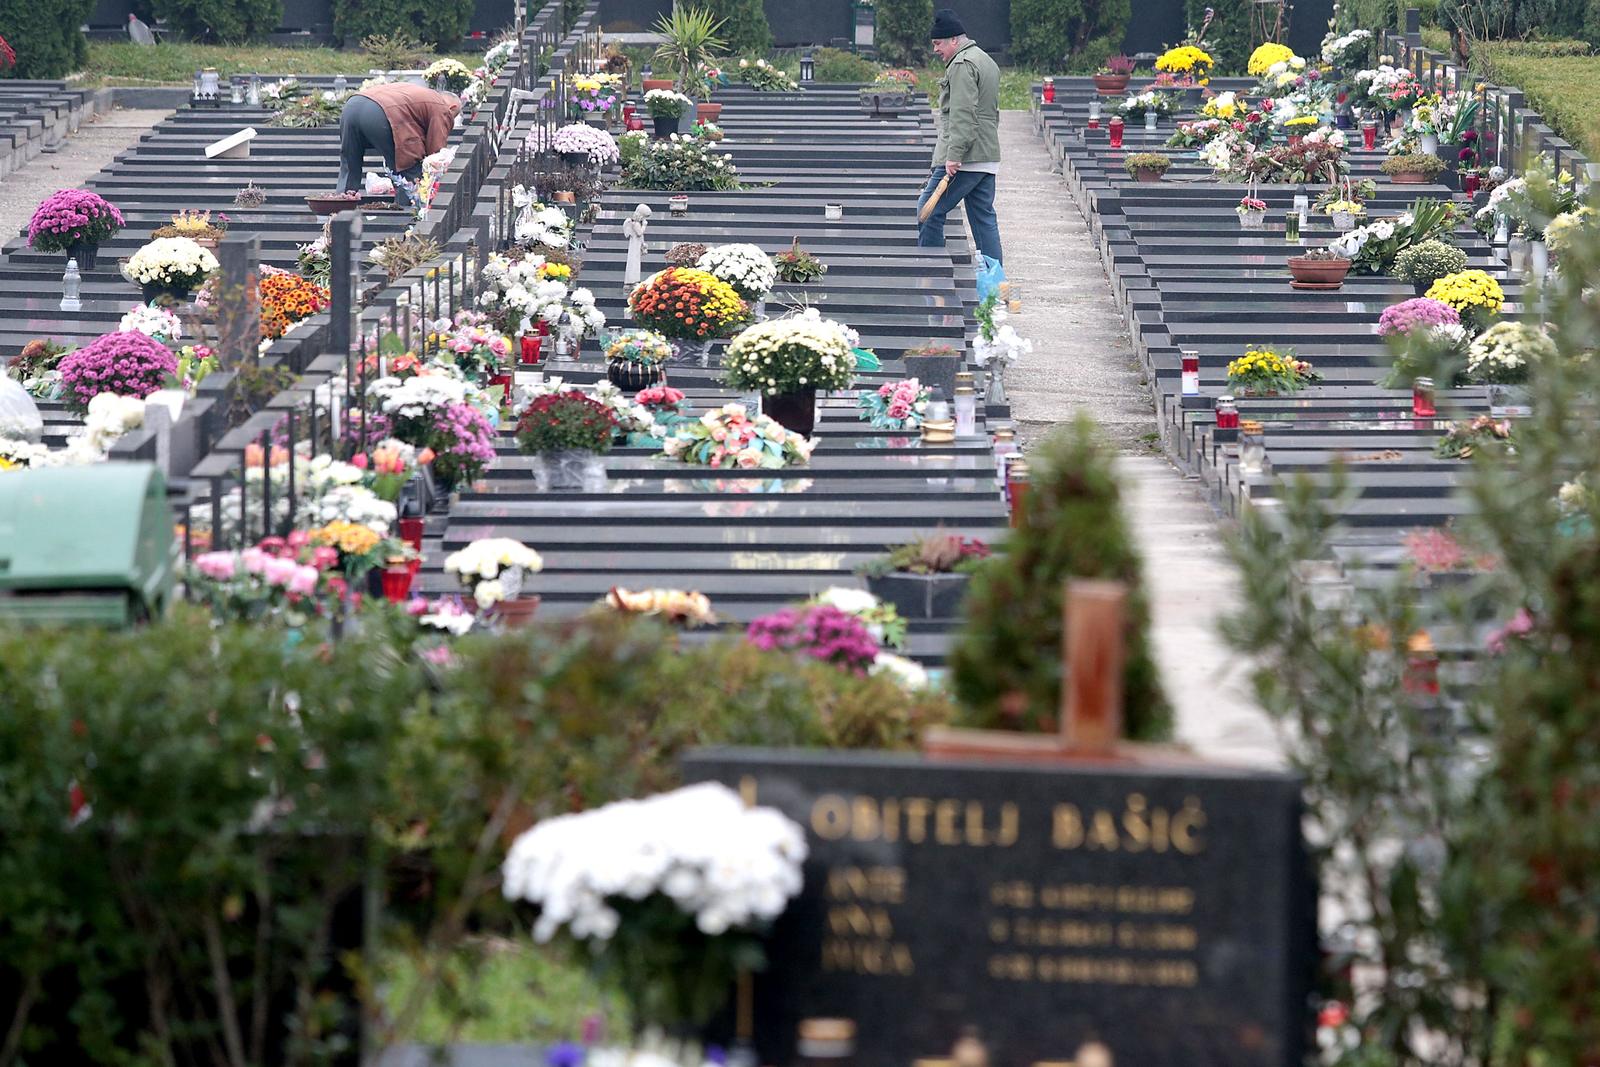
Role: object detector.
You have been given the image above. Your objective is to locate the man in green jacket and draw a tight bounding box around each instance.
[917,8,1003,264]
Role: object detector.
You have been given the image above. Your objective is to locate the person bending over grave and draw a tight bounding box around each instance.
[336,84,461,208]
[916,8,1003,265]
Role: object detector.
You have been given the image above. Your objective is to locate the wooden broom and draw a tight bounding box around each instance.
[917,172,952,222]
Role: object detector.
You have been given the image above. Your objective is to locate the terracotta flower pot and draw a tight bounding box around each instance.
[642,78,675,92]
[491,595,542,628]
[1388,171,1429,184]
[695,102,721,123]
[1286,255,1353,290]
[1092,73,1129,95]
[1132,167,1165,182]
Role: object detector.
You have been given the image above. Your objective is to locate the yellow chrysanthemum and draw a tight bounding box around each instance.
[1248,43,1296,76]
[311,521,381,556]
[1425,270,1504,314]
[1156,45,1213,76]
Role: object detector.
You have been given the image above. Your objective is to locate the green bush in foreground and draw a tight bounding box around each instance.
[0,0,93,78]
[950,416,1171,740]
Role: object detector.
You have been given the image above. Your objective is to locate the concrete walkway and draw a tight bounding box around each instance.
[990,111,1281,767]
[0,108,173,244]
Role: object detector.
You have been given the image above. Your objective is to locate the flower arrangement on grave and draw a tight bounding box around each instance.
[0,438,53,472]
[117,303,184,345]
[484,38,518,73]
[643,88,692,118]
[477,250,568,335]
[1425,269,1504,332]
[1226,345,1319,395]
[604,587,717,626]
[808,586,908,650]
[1435,415,1512,459]
[1381,153,1446,182]
[692,121,724,141]
[737,57,797,91]
[747,603,881,674]
[723,309,857,395]
[187,536,348,623]
[1465,321,1555,385]
[233,182,268,208]
[618,129,649,165]
[1329,199,1461,275]
[1200,90,1243,119]
[501,782,806,1030]
[659,402,814,469]
[1236,195,1268,217]
[1393,240,1468,291]
[356,438,431,502]
[511,185,576,250]
[773,239,826,283]
[569,73,623,115]
[368,370,481,443]
[1123,152,1172,179]
[974,294,1032,369]
[1316,179,1377,213]
[269,92,345,129]
[1543,206,1598,257]
[297,225,332,286]
[444,537,544,610]
[297,478,399,535]
[860,533,992,577]
[425,58,475,94]
[666,242,707,267]
[695,243,778,303]
[858,379,930,430]
[151,208,229,243]
[1155,44,1212,82]
[121,237,219,292]
[27,189,125,253]
[606,329,673,372]
[259,270,331,341]
[1352,64,1423,112]
[56,330,178,410]
[426,401,497,489]
[1166,118,1224,149]
[1238,138,1347,184]
[515,392,617,455]
[629,267,748,340]
[433,315,511,379]
[1320,28,1371,68]
[637,384,687,417]
[1118,90,1175,121]
[539,123,621,166]
[1248,43,1296,76]
[621,135,742,191]
[306,519,406,581]
[1376,297,1462,336]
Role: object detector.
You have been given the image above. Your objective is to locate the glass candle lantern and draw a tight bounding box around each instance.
[1284,211,1300,242]
[1215,394,1240,430]
[954,385,977,436]
[192,70,203,98]
[1293,183,1310,230]
[825,203,843,221]
[799,50,814,83]
[1088,99,1101,128]
[992,427,1017,490]
[1143,110,1157,130]
[1042,78,1055,103]
[200,68,220,97]
[1181,350,1200,395]
[1006,455,1030,528]
[1239,419,1266,474]
[1108,116,1123,148]
[1412,376,1437,418]
[247,74,261,106]
[1362,120,1377,150]
[230,78,243,104]
[333,73,348,95]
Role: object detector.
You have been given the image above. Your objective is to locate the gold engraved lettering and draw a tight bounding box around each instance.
[1052,804,1084,849]
[965,801,989,846]
[989,918,1009,942]
[1122,794,1150,852]
[851,797,881,841]
[821,939,915,976]
[812,795,850,840]
[904,797,933,843]
[882,798,900,842]
[827,904,893,939]
[935,800,961,845]
[1172,797,1208,855]
[1087,809,1120,851]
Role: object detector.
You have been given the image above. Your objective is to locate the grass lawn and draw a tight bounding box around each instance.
[77,41,487,85]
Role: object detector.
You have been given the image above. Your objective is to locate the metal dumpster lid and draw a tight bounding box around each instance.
[0,463,167,590]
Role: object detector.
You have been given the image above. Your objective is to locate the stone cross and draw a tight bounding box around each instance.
[623,203,651,288]
[215,232,260,370]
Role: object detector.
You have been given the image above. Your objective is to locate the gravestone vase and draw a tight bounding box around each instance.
[533,449,607,492]
[672,337,712,367]
[762,388,817,437]
[68,240,99,270]
[985,362,1009,406]
[909,353,960,400]
[1239,209,1266,230]
[141,280,193,304]
[653,114,679,139]
[867,570,971,618]
[608,359,664,392]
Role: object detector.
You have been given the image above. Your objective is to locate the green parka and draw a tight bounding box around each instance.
[932,40,1001,167]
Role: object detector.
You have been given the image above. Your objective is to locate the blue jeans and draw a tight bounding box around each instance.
[916,166,1003,264]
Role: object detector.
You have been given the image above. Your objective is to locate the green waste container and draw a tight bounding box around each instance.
[0,463,179,626]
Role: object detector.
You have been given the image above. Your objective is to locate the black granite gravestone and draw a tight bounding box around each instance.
[681,747,1312,1067]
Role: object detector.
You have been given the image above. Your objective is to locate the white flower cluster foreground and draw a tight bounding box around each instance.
[120,237,218,286]
[696,243,778,300]
[725,308,858,391]
[502,782,807,942]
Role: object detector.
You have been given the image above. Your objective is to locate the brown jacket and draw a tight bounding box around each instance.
[358,84,462,171]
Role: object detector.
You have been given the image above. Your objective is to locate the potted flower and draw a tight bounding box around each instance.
[1434,415,1512,459]
[120,237,219,303]
[502,782,805,1034]
[1123,152,1172,183]
[443,537,544,622]
[550,122,621,168]
[514,391,617,491]
[858,378,930,430]
[695,242,778,315]
[773,238,826,284]
[151,208,229,250]
[627,266,748,365]
[55,330,177,411]
[736,57,798,92]
[1287,246,1354,289]
[605,329,673,391]
[425,58,475,94]
[1118,91,1172,126]
[858,532,992,618]
[1381,153,1446,184]
[861,69,914,116]
[723,309,857,437]
[643,89,692,138]
[1236,195,1268,229]
[1226,345,1319,395]
[1424,268,1504,333]
[1393,239,1468,296]
[424,401,497,493]
[28,188,125,269]
[1323,199,1365,231]
[1093,54,1135,95]
[659,402,816,468]
[1466,320,1554,414]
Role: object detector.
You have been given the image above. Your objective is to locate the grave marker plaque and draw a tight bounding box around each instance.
[682,748,1312,1067]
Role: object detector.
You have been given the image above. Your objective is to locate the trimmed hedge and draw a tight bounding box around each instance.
[1009,0,1130,71]
[1469,48,1600,158]
[150,0,282,42]
[0,0,93,78]
[332,0,473,51]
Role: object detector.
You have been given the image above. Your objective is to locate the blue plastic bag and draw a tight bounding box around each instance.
[976,255,1006,301]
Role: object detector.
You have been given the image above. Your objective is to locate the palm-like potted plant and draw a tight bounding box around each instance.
[652,6,725,102]
[1382,153,1446,185]
[1093,54,1135,95]
[859,533,992,618]
[1123,152,1172,183]
[1287,246,1354,289]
